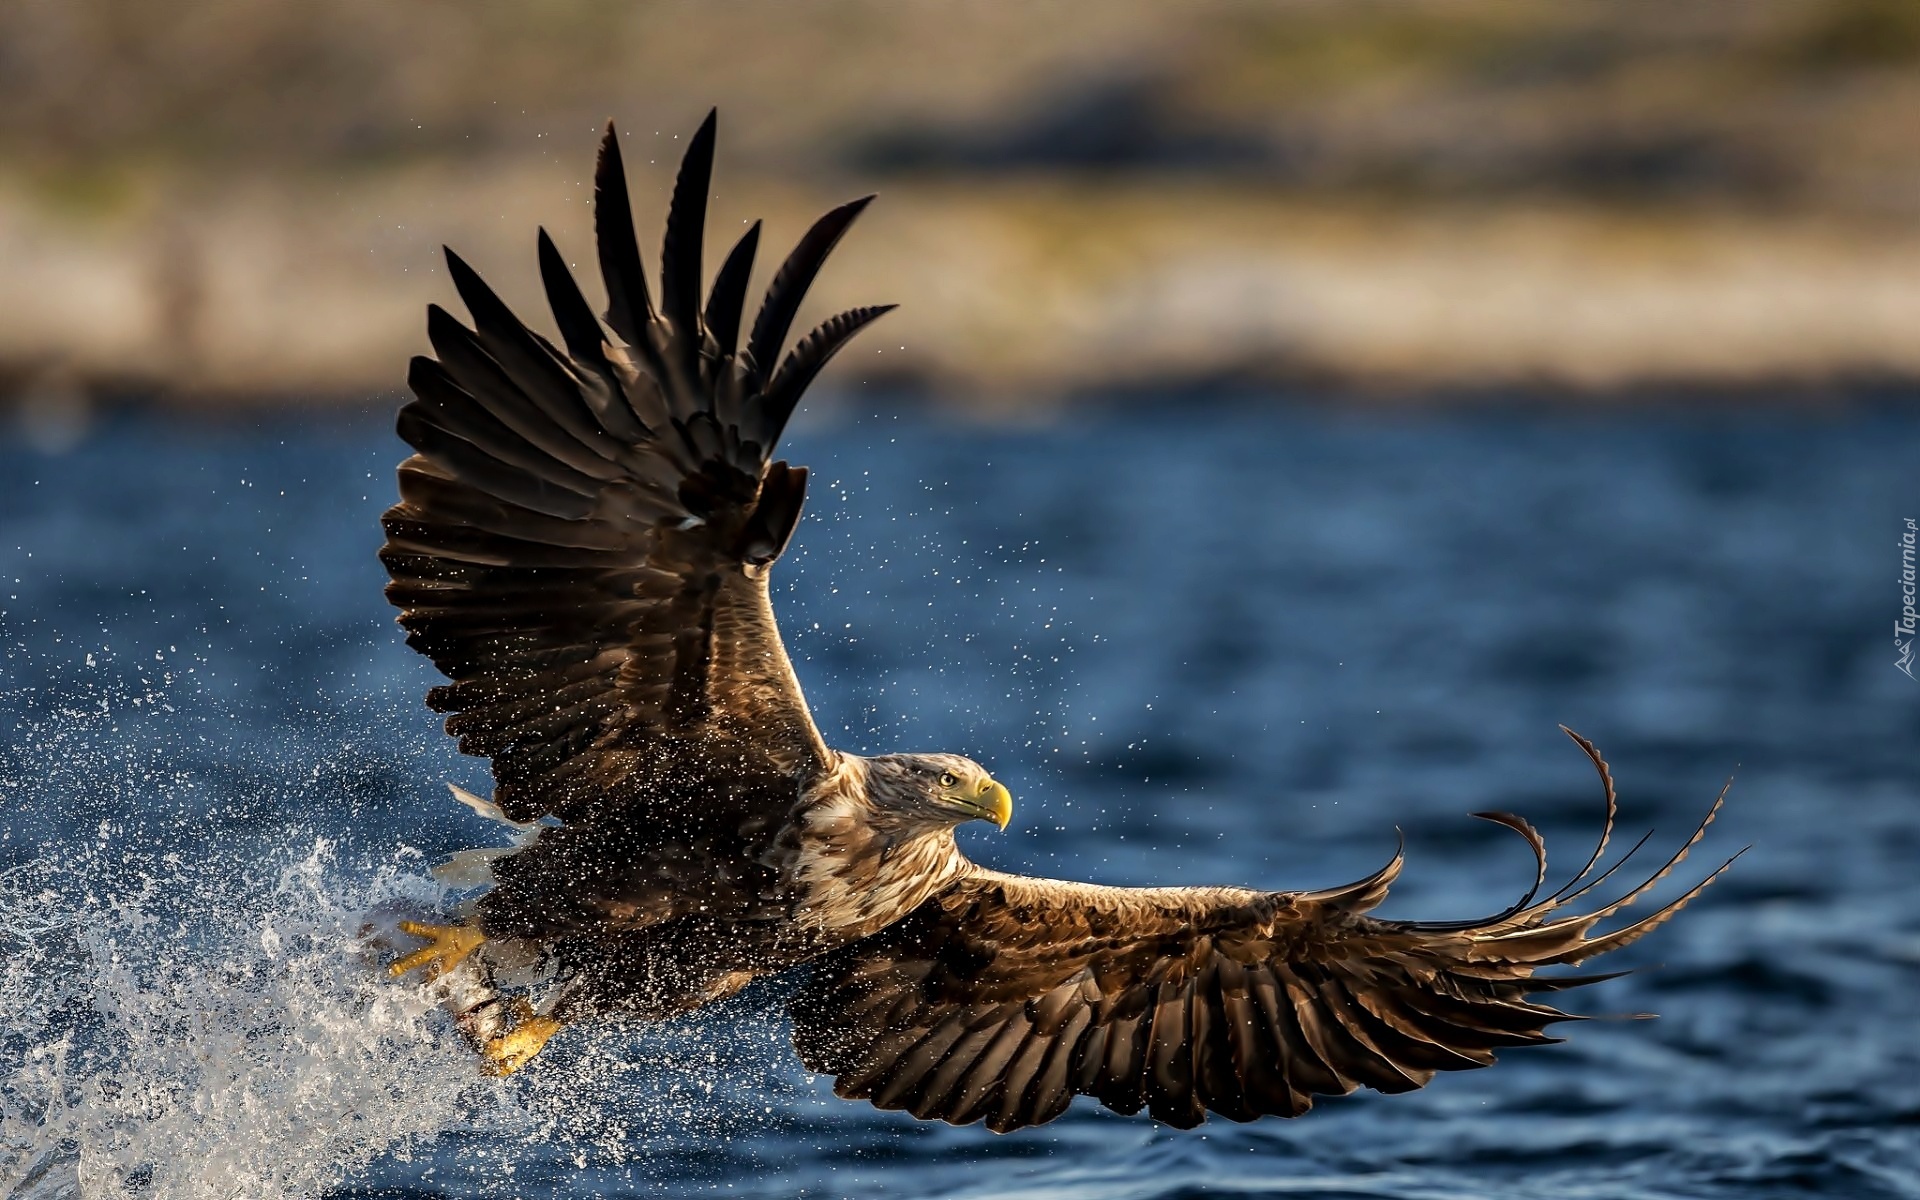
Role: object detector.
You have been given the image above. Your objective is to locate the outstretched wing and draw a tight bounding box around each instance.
[792,732,1739,1133]
[381,111,893,822]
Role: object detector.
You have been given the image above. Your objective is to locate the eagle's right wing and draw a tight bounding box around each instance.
[792,732,1738,1133]
[381,113,892,823]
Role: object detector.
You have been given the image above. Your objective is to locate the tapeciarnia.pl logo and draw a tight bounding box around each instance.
[1899,518,1917,680]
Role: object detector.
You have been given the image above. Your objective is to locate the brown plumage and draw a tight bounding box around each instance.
[380,112,1735,1127]
[794,734,1738,1131]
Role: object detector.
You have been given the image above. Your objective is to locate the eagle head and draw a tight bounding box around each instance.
[863,753,1012,832]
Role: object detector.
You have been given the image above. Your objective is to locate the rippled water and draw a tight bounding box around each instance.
[0,402,1915,1199]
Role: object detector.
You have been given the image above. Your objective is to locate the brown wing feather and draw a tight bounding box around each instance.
[792,736,1738,1133]
[381,117,889,824]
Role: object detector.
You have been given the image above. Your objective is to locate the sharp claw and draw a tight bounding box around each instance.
[386,945,440,977]
[483,1013,562,1076]
[387,920,486,980]
[388,921,557,1073]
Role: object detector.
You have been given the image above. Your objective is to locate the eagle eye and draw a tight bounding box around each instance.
[938,772,958,788]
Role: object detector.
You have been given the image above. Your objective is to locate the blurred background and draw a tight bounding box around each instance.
[2,4,1918,1199]
[5,0,1920,416]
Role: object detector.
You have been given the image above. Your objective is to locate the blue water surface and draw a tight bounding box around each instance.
[0,400,1915,1199]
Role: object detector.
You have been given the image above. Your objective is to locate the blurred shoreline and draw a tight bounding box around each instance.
[7,169,1920,417]
[5,0,1920,415]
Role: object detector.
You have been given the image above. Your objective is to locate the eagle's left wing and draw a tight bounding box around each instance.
[381,113,890,826]
[792,734,1736,1133]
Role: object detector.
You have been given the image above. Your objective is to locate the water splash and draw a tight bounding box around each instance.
[0,658,819,1199]
[0,839,486,1199]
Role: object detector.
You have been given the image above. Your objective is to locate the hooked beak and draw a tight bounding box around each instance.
[979,778,1013,831]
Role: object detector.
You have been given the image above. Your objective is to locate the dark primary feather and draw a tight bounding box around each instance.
[661,109,718,389]
[754,305,898,448]
[381,117,891,840]
[705,221,761,364]
[792,732,1739,1133]
[537,228,616,384]
[745,196,874,391]
[593,123,658,359]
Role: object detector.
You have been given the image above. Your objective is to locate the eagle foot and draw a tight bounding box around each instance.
[387,920,485,981]
[481,997,562,1076]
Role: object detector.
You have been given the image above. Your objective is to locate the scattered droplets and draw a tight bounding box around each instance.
[0,838,474,1199]
[0,635,812,1196]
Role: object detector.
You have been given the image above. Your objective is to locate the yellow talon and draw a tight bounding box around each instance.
[387,920,486,980]
[483,998,562,1076]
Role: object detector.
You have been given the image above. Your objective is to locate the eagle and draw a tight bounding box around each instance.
[381,111,1734,1133]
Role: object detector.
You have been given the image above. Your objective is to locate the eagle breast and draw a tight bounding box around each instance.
[777,755,970,940]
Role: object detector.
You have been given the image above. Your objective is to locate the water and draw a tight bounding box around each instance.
[0,401,1914,1199]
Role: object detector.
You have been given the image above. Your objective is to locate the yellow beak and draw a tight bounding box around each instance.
[979,778,1013,830]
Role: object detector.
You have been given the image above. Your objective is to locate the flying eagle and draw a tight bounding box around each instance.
[382,111,1734,1132]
